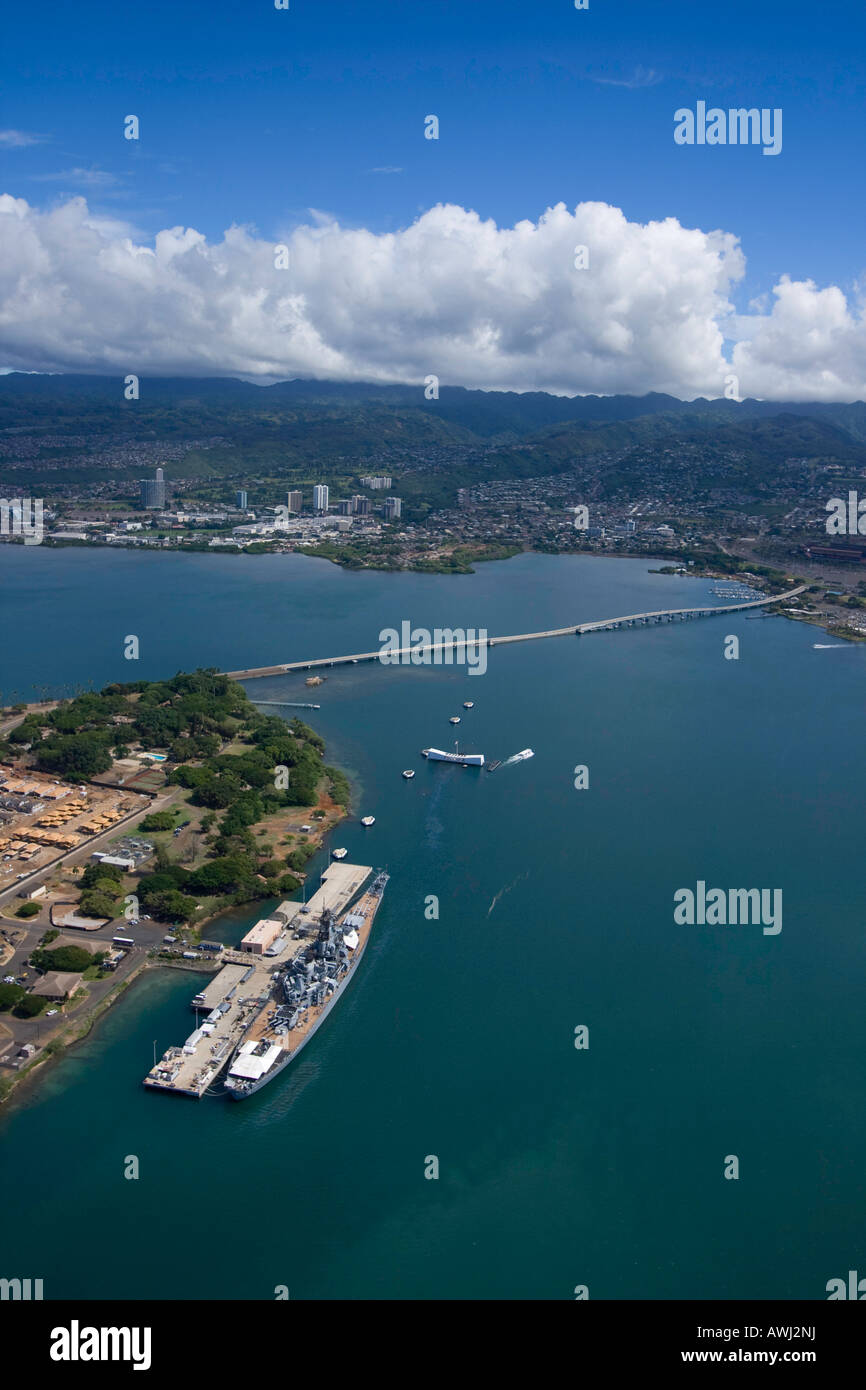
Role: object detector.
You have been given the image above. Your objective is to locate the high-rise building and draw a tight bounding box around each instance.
[338,499,354,516]
[235,489,248,509]
[360,475,392,490]
[287,490,303,514]
[140,466,166,509]
[313,485,329,513]
[352,495,370,515]
[384,496,403,520]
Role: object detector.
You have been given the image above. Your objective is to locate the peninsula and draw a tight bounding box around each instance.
[0,671,350,1104]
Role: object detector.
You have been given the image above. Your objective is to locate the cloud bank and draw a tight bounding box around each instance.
[1,193,863,401]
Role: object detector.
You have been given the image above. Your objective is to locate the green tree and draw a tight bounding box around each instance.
[140,810,175,832]
[14,994,47,1018]
[31,945,95,972]
[0,983,25,1011]
[79,889,119,919]
[185,855,257,893]
[285,846,314,872]
[35,731,113,778]
[142,890,197,923]
[79,862,123,891]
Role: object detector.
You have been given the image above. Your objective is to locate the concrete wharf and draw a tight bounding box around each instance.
[142,862,371,1097]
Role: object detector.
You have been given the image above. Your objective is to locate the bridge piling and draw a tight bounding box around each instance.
[221,586,805,680]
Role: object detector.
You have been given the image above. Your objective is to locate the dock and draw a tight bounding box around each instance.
[189,963,249,1013]
[142,862,372,1097]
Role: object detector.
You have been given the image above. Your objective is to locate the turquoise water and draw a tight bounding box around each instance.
[1,548,864,1299]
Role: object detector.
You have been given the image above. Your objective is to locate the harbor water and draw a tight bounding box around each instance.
[1,547,864,1299]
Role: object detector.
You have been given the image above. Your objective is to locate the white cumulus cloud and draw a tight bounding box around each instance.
[0,192,862,400]
[731,275,866,402]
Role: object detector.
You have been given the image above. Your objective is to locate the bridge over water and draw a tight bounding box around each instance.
[222,586,806,681]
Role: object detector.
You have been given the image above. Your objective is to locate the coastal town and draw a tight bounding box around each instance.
[4,435,865,638]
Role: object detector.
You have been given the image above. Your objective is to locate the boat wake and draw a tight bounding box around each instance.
[812,643,848,649]
[498,748,535,768]
[487,870,530,917]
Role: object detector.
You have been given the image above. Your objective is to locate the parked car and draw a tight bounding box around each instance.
[45,1009,58,1017]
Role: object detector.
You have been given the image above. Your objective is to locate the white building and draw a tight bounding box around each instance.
[313,485,329,513]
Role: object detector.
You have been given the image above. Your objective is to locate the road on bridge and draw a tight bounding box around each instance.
[222,585,807,681]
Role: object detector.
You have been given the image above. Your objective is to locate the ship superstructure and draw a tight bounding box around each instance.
[224,869,389,1099]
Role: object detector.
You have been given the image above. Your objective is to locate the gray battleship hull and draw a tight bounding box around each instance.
[225,920,373,1100]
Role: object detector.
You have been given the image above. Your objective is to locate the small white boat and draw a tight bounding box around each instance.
[360,815,375,827]
[449,716,461,724]
[402,769,415,779]
[463,701,474,709]
[331,847,348,860]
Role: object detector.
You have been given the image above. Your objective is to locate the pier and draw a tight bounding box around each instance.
[223,586,807,681]
[142,862,371,1098]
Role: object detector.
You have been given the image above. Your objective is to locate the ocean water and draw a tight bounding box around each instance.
[1,547,864,1300]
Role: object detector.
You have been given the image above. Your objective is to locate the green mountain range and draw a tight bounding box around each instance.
[1,374,864,502]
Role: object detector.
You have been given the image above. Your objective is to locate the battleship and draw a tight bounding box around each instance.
[223,870,389,1099]
[422,742,485,767]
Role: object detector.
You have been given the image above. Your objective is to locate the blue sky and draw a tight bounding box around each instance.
[2,0,865,397]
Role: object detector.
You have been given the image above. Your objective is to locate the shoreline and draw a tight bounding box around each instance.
[0,687,353,1110]
[0,555,857,1107]
[3,534,520,577]
[0,954,233,1116]
[0,826,346,1113]
[5,535,860,643]
[645,560,866,643]
[0,957,149,1114]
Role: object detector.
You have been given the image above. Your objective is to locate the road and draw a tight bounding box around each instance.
[0,787,182,1069]
[223,586,808,680]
